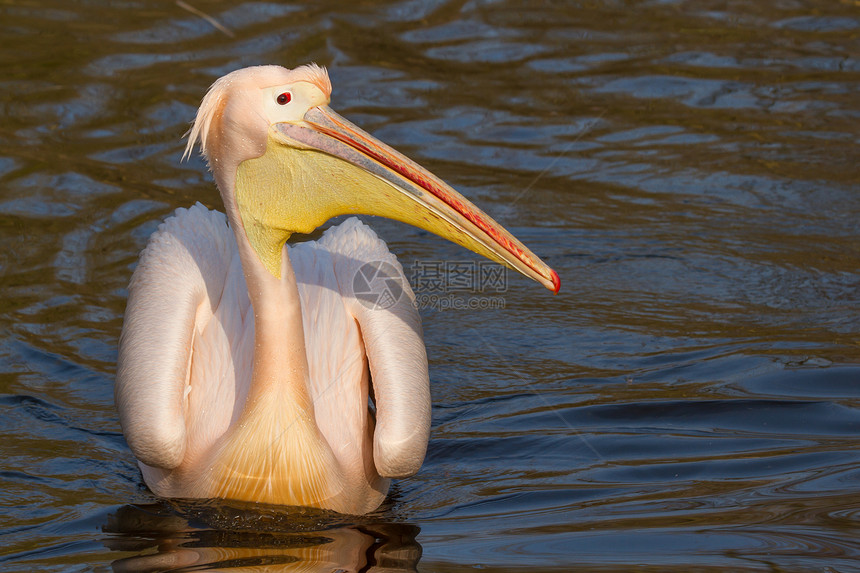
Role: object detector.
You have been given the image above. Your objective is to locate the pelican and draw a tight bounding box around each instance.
[116,64,559,514]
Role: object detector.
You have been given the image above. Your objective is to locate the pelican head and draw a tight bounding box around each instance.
[184,64,559,292]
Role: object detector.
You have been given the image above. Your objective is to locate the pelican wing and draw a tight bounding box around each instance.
[116,204,234,469]
[315,218,431,478]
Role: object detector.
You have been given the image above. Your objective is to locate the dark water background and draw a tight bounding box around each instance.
[1,1,859,571]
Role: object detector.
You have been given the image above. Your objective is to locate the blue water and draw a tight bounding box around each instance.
[1,1,859,571]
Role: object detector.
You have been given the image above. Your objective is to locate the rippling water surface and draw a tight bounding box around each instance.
[1,1,859,571]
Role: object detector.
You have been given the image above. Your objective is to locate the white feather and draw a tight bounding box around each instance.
[116,204,430,507]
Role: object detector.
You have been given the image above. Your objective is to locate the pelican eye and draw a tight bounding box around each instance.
[276,92,292,105]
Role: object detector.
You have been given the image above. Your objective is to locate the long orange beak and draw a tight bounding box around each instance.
[236,105,559,293]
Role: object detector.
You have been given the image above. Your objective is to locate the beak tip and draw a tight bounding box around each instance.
[550,269,561,294]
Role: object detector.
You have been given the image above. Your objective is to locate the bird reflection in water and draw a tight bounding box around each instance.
[103,499,422,572]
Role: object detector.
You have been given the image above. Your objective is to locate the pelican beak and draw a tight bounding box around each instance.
[234,104,560,293]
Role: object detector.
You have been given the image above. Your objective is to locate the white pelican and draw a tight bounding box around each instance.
[116,64,559,514]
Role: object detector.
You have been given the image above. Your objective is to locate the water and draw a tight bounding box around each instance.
[1,0,859,570]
